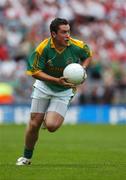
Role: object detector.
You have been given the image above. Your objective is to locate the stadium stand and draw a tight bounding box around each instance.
[0,0,126,105]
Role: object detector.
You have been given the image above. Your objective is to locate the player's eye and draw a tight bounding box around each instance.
[62,31,70,35]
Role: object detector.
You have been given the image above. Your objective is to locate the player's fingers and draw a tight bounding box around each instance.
[59,77,76,88]
[60,76,68,81]
[64,82,76,88]
[84,72,87,79]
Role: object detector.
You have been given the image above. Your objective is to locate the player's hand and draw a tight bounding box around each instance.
[80,67,87,84]
[58,77,76,88]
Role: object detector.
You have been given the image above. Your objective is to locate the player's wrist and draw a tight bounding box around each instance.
[83,65,87,70]
[82,66,87,80]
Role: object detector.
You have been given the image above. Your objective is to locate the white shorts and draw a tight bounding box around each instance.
[31,81,74,117]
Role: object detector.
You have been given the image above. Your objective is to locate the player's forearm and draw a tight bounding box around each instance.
[32,71,59,84]
[82,57,92,69]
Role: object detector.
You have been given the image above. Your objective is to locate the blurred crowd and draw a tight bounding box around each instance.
[0,0,126,105]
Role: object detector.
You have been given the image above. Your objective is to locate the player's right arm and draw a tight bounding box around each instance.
[32,71,76,88]
[27,50,75,88]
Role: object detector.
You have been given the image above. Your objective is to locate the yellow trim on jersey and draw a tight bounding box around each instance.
[50,38,55,48]
[26,70,41,75]
[50,38,66,54]
[36,38,49,54]
[55,48,66,54]
[69,37,85,48]
[31,38,49,73]
[70,37,92,57]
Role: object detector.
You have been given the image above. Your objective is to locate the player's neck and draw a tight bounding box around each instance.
[53,40,66,52]
[55,45,65,51]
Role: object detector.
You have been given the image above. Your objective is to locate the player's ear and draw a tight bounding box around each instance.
[52,32,56,38]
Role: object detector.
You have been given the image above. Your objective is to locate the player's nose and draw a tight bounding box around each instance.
[65,32,70,38]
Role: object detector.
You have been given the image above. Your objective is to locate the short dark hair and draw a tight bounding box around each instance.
[50,18,69,34]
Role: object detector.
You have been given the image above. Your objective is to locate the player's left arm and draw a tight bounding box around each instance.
[80,57,92,82]
[81,57,92,69]
[79,43,93,82]
[80,43,93,69]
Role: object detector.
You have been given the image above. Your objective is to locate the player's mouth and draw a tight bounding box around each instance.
[64,38,69,44]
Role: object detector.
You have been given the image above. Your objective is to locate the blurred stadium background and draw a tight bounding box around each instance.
[0,0,126,124]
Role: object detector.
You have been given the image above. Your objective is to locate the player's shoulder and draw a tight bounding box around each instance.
[36,38,50,54]
[69,37,86,49]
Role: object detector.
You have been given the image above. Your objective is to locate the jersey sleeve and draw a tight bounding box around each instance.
[79,43,92,61]
[26,38,49,75]
[26,49,46,75]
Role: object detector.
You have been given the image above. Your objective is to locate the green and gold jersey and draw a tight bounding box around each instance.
[27,37,92,91]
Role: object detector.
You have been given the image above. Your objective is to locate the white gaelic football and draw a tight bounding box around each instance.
[63,63,87,85]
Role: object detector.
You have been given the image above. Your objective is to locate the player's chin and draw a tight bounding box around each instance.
[63,41,69,46]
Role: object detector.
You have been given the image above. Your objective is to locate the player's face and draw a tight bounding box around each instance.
[53,24,70,47]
